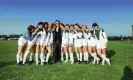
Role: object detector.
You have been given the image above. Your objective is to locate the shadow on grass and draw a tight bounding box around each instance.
[0,61,15,69]
[121,66,133,80]
[106,49,115,59]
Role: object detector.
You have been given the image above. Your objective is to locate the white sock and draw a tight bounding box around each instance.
[76,53,80,60]
[35,53,38,63]
[91,53,97,59]
[70,53,74,62]
[80,52,82,61]
[61,52,64,61]
[46,53,50,62]
[65,53,68,61]
[84,52,86,61]
[40,53,44,63]
[101,54,108,61]
[20,54,23,61]
[23,51,30,64]
[85,52,88,61]
[29,52,33,61]
[16,54,20,63]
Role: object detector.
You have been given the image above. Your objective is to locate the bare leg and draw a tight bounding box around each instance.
[23,45,33,64]
[69,45,74,64]
[64,46,68,63]
[16,46,24,64]
[46,45,52,63]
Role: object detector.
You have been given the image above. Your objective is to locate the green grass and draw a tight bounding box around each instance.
[0,40,133,80]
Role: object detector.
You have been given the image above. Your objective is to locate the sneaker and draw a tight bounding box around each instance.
[70,61,74,64]
[64,60,68,63]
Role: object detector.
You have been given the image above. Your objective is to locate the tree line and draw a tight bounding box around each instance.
[0,34,132,41]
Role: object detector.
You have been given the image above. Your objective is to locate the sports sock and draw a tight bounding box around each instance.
[65,53,68,61]
[70,52,74,62]
[40,53,45,63]
[80,52,82,61]
[35,53,38,63]
[29,52,33,61]
[84,52,86,61]
[46,53,50,63]
[23,50,30,64]
[16,54,20,63]
[61,52,64,61]
[86,52,89,61]
[20,54,23,61]
[76,53,80,61]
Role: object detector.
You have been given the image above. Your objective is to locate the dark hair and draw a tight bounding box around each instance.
[55,20,60,23]
[37,22,44,26]
[65,24,69,26]
[74,23,81,28]
[60,23,64,26]
[92,23,99,27]
[44,22,49,26]
[70,24,73,26]
[28,25,35,32]
[51,23,56,27]
[74,23,80,27]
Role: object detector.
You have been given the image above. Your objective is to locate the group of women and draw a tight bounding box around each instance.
[16,21,110,66]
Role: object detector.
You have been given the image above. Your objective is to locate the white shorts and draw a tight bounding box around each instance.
[96,40,106,49]
[36,36,42,45]
[61,39,68,47]
[28,36,38,45]
[68,39,73,46]
[40,39,46,46]
[87,39,96,47]
[82,39,87,46]
[18,36,27,46]
[74,39,82,48]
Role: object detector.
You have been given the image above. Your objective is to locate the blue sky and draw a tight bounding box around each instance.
[0,0,133,36]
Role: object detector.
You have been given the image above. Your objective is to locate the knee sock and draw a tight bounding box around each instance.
[85,52,89,61]
[20,54,23,61]
[29,52,33,61]
[61,52,64,61]
[70,53,74,62]
[46,53,50,63]
[80,52,82,61]
[23,50,30,64]
[101,54,108,61]
[35,53,38,63]
[65,53,68,61]
[40,53,45,63]
[16,54,20,63]
[76,53,80,61]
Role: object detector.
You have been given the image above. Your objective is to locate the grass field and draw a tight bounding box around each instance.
[0,40,133,80]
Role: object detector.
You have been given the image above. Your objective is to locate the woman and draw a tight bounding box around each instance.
[74,24,83,63]
[60,23,65,62]
[16,25,36,64]
[81,25,89,64]
[23,22,43,65]
[44,23,53,64]
[92,23,110,65]
[87,28,100,64]
[34,22,44,65]
[68,25,75,64]
[62,24,69,63]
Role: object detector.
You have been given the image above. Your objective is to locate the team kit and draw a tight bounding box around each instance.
[16,20,110,66]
